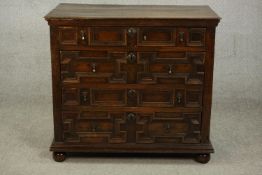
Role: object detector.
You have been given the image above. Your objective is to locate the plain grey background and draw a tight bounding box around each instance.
[0,0,261,175]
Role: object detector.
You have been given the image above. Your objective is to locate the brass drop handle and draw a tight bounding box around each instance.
[127,113,136,121]
[164,123,171,133]
[127,27,137,36]
[82,91,88,102]
[168,64,173,74]
[91,123,98,132]
[176,92,182,104]
[179,32,184,42]
[127,53,136,63]
[143,35,147,41]
[128,89,137,97]
[80,30,86,41]
[91,63,96,73]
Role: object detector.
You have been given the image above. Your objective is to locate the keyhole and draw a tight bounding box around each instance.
[127,53,136,63]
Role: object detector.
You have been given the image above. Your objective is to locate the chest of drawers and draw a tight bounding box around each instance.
[45,3,220,163]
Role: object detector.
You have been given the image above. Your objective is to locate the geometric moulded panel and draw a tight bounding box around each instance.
[62,111,127,143]
[136,112,201,144]
[137,51,205,85]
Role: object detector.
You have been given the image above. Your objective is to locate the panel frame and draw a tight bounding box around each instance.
[89,27,128,46]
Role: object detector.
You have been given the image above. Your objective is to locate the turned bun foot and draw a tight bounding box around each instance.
[195,154,210,164]
[53,152,66,162]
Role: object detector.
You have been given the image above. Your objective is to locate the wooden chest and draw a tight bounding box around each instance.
[45,3,220,163]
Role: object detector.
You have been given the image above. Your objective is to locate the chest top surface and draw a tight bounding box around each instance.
[45,3,220,20]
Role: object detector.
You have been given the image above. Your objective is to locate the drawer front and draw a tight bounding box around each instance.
[57,26,206,48]
[58,27,78,45]
[58,26,127,46]
[62,111,201,144]
[62,111,127,143]
[60,51,128,84]
[62,86,202,108]
[137,51,205,85]
[61,51,205,85]
[137,27,176,46]
[136,112,201,144]
[90,27,127,46]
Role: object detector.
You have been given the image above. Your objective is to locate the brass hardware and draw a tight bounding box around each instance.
[143,35,147,41]
[176,92,182,104]
[164,123,171,133]
[82,91,88,102]
[80,30,86,41]
[168,64,173,74]
[127,113,136,121]
[179,32,184,42]
[127,27,137,36]
[128,89,136,97]
[127,52,136,63]
[91,63,96,73]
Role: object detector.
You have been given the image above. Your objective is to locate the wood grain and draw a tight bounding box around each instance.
[45,3,221,20]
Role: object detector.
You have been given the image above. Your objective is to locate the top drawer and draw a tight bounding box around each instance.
[58,26,206,47]
[137,27,176,46]
[58,27,127,46]
[137,27,206,47]
[89,27,127,46]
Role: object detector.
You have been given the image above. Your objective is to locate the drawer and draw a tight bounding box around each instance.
[90,27,127,46]
[137,51,205,85]
[137,27,206,47]
[58,26,127,46]
[58,27,78,45]
[62,86,203,108]
[62,111,128,143]
[62,111,201,144]
[60,51,205,85]
[60,51,128,83]
[57,26,206,47]
[137,27,176,46]
[136,112,201,144]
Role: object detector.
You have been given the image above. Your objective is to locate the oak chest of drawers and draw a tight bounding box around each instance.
[45,3,220,163]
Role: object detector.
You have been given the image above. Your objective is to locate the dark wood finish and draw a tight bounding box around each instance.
[195,153,211,164]
[45,4,220,20]
[90,27,127,46]
[45,3,220,163]
[61,85,203,108]
[137,27,176,46]
[53,152,66,162]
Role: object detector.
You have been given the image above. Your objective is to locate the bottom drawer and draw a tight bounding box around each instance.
[62,111,127,144]
[136,112,201,144]
[62,111,201,144]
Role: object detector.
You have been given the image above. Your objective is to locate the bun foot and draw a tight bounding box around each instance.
[53,152,66,162]
[195,154,210,164]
